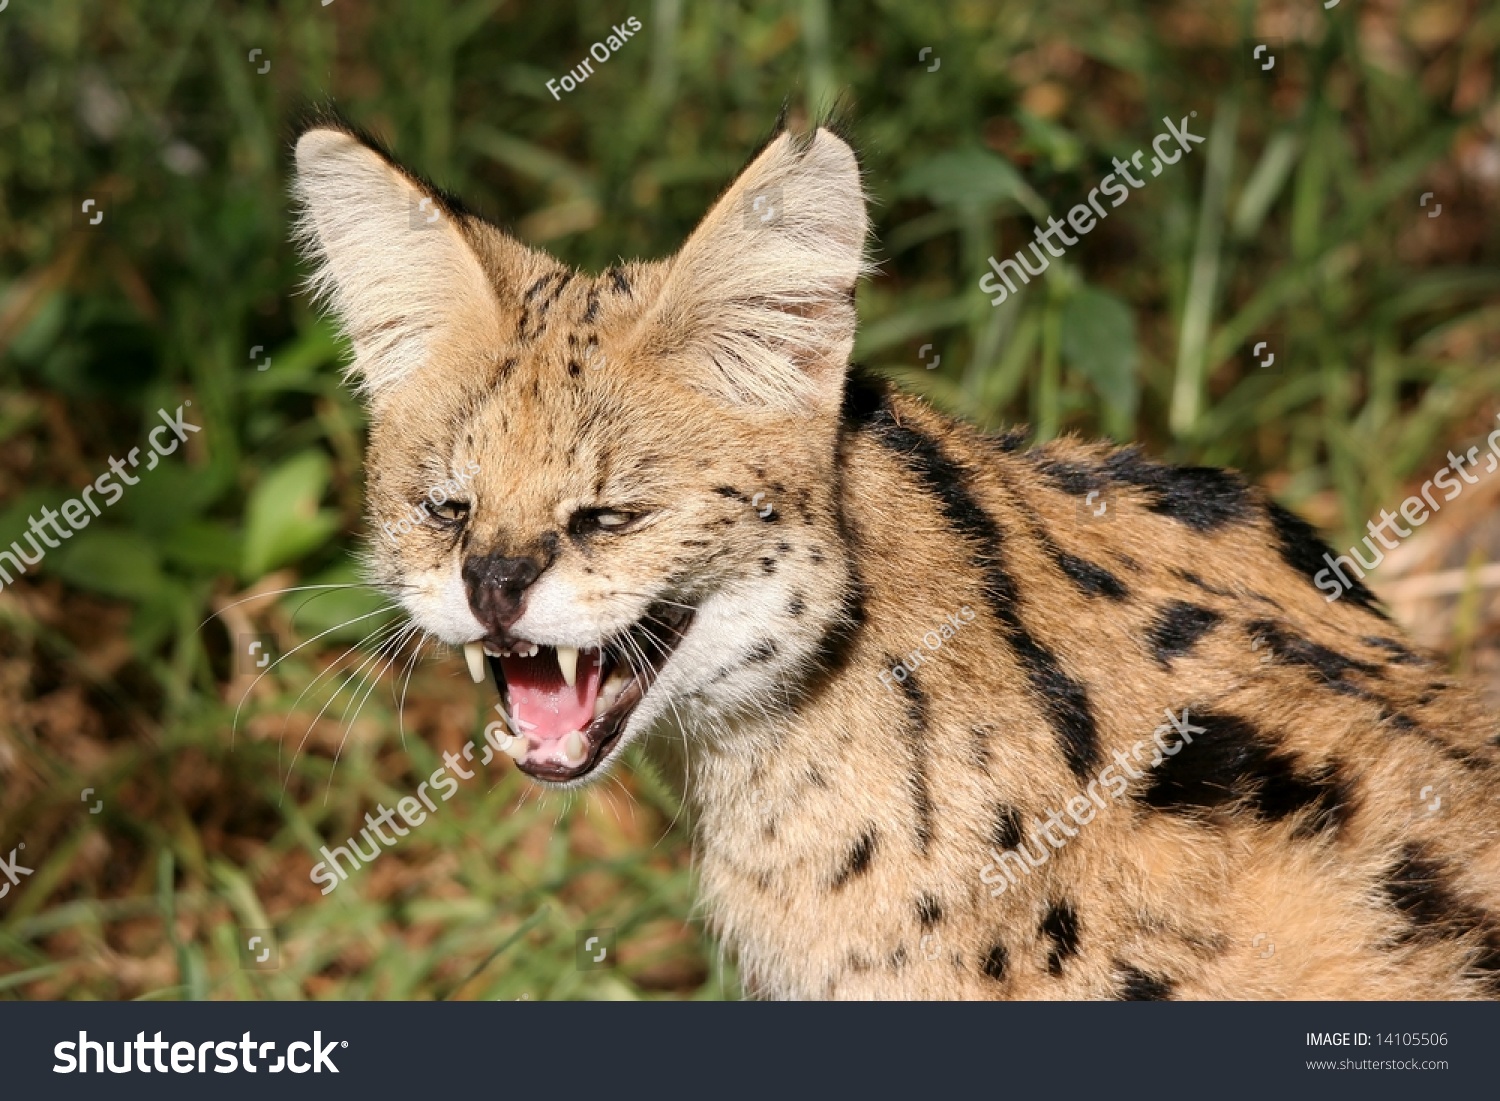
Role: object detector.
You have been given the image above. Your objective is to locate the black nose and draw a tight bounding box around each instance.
[462,553,543,634]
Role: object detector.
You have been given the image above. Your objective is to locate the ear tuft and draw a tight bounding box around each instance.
[291,127,502,401]
[641,126,872,413]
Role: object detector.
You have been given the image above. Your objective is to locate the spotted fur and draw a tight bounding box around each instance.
[292,115,1500,1000]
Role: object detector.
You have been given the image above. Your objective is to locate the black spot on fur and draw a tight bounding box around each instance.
[1247,620,1382,699]
[993,805,1023,850]
[1051,549,1128,600]
[1176,569,1235,598]
[1116,964,1174,1000]
[522,271,560,302]
[969,724,994,773]
[1384,845,1500,989]
[1103,449,1253,531]
[1042,902,1081,976]
[1266,500,1385,616]
[1028,455,1103,496]
[889,945,909,970]
[746,639,778,664]
[1148,602,1222,666]
[581,287,600,323]
[714,485,747,501]
[917,895,943,929]
[1142,710,1353,836]
[1381,709,1418,732]
[807,568,866,680]
[1364,636,1423,664]
[607,266,631,296]
[788,594,807,618]
[832,830,876,889]
[838,366,888,430]
[988,425,1030,452]
[567,359,582,378]
[517,269,574,343]
[867,411,1101,780]
[981,943,1009,982]
[760,556,777,574]
[895,671,936,853]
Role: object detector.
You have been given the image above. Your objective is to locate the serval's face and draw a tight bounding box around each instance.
[294,123,867,785]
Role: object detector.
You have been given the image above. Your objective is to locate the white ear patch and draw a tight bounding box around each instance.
[292,128,502,400]
[643,127,873,413]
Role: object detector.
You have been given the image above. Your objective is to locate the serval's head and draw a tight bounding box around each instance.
[292,118,870,786]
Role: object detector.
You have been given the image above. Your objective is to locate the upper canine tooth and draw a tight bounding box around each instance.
[557,645,579,688]
[464,641,486,684]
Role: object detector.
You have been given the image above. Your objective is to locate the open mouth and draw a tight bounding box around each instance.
[462,604,694,783]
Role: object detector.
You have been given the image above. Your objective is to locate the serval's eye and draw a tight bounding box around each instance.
[568,507,640,537]
[424,499,469,526]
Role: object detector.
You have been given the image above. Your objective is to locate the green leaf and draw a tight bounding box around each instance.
[159,519,242,575]
[240,450,341,580]
[49,527,166,602]
[897,148,1030,209]
[1061,286,1139,420]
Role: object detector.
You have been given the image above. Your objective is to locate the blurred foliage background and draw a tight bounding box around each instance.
[1,0,1498,1001]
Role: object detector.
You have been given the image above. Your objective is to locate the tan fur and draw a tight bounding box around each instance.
[293,119,1500,1000]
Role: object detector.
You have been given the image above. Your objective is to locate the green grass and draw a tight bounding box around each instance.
[1,0,1497,1000]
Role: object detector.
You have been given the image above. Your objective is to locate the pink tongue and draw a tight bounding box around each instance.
[499,649,603,742]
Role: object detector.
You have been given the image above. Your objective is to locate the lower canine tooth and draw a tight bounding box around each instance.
[464,641,486,684]
[502,735,528,760]
[560,729,587,767]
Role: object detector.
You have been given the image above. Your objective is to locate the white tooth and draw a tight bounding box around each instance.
[557,645,579,688]
[464,641,486,684]
[503,734,529,760]
[561,729,588,767]
[601,673,627,705]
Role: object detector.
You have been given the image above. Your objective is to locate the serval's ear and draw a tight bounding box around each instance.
[637,126,871,414]
[292,125,509,403]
